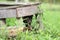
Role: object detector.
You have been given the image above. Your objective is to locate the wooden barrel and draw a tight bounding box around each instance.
[0,2,43,29]
[0,2,41,18]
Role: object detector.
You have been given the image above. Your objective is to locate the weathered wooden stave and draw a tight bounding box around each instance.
[0,2,41,18]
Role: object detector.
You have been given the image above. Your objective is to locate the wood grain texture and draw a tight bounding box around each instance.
[17,5,39,17]
[0,9,16,18]
[0,4,41,18]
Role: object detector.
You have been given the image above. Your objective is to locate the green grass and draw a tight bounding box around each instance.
[0,0,6,1]
[41,3,60,32]
[0,3,60,40]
